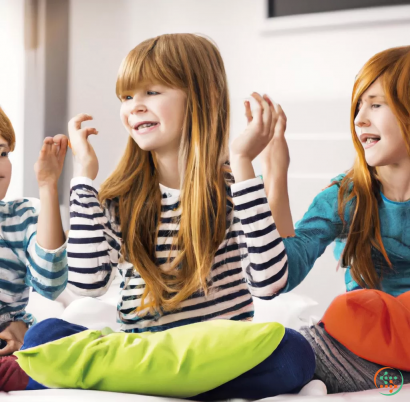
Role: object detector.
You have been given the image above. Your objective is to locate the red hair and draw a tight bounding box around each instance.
[335,46,410,289]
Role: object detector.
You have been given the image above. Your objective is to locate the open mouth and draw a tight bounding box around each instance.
[133,121,159,131]
[360,134,381,149]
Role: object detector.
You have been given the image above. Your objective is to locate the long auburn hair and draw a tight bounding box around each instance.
[99,34,230,312]
[335,46,410,289]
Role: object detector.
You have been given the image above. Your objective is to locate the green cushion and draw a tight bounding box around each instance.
[16,320,285,397]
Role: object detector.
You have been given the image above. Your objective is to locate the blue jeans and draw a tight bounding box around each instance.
[22,319,315,399]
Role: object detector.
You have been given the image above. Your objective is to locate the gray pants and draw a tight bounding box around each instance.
[300,323,410,394]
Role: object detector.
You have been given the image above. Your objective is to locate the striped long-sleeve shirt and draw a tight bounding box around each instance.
[0,198,68,326]
[68,176,288,333]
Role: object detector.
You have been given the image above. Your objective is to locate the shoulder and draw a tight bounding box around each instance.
[0,198,39,239]
[0,197,39,216]
[306,173,356,225]
[305,174,349,218]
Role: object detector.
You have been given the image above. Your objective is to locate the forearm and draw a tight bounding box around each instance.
[37,184,65,249]
[262,163,295,238]
[231,177,288,298]
[229,155,255,183]
[68,178,119,296]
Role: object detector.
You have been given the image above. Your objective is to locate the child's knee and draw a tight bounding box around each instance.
[22,318,86,350]
[281,328,316,386]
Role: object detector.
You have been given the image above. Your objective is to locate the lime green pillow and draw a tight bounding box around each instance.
[16,320,285,397]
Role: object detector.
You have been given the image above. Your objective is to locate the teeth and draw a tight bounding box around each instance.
[138,123,156,130]
[366,138,378,144]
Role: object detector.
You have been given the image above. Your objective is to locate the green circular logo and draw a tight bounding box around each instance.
[374,367,404,396]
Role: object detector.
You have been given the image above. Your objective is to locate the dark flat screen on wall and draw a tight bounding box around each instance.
[268,0,410,18]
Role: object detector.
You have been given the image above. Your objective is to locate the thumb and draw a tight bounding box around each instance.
[273,104,287,139]
[244,101,252,124]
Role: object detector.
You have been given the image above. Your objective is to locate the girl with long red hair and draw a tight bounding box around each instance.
[262,46,410,393]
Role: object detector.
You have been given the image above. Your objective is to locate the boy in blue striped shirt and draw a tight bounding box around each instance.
[0,107,68,355]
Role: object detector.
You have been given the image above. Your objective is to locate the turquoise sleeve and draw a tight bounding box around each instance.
[280,183,345,293]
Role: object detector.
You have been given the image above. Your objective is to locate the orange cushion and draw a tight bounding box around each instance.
[321,289,410,371]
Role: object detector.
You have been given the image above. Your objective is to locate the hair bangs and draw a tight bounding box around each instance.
[116,37,186,99]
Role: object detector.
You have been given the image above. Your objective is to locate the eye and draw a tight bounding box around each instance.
[147,91,159,95]
[371,104,381,109]
[1,151,9,157]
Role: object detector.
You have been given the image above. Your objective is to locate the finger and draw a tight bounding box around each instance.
[52,142,60,156]
[244,101,252,124]
[59,135,68,156]
[52,134,67,145]
[264,95,280,139]
[68,113,93,132]
[277,103,287,126]
[261,95,272,136]
[40,138,53,155]
[274,104,287,138]
[250,92,263,127]
[82,127,99,139]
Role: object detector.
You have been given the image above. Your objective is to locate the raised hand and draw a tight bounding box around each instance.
[259,95,290,180]
[34,134,68,188]
[230,92,279,162]
[68,113,99,180]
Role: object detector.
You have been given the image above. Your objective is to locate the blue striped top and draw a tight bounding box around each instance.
[0,198,68,326]
[67,176,289,333]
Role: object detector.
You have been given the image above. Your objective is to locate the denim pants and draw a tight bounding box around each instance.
[22,318,315,399]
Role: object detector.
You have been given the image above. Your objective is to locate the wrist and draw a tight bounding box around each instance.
[229,154,255,183]
[230,154,252,167]
[38,181,58,192]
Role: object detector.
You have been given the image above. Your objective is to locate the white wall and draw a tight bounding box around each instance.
[67,0,410,311]
[0,0,25,200]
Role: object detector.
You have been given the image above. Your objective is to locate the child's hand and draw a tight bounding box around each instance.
[68,113,99,180]
[259,97,289,179]
[230,92,278,164]
[34,134,68,188]
[0,321,27,356]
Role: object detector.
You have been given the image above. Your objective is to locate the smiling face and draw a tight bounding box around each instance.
[354,78,408,167]
[0,135,12,200]
[119,82,187,156]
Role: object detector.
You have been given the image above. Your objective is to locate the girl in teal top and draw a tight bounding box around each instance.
[281,172,410,297]
[261,46,410,393]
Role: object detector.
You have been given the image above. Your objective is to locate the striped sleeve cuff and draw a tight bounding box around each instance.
[35,236,68,255]
[70,176,95,188]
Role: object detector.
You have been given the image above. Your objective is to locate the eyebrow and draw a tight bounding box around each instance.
[0,143,10,149]
[364,94,385,99]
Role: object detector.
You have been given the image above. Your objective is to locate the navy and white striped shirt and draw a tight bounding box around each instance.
[67,176,288,333]
[0,198,68,326]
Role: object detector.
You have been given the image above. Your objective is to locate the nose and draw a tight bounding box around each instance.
[130,100,147,115]
[354,106,370,128]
